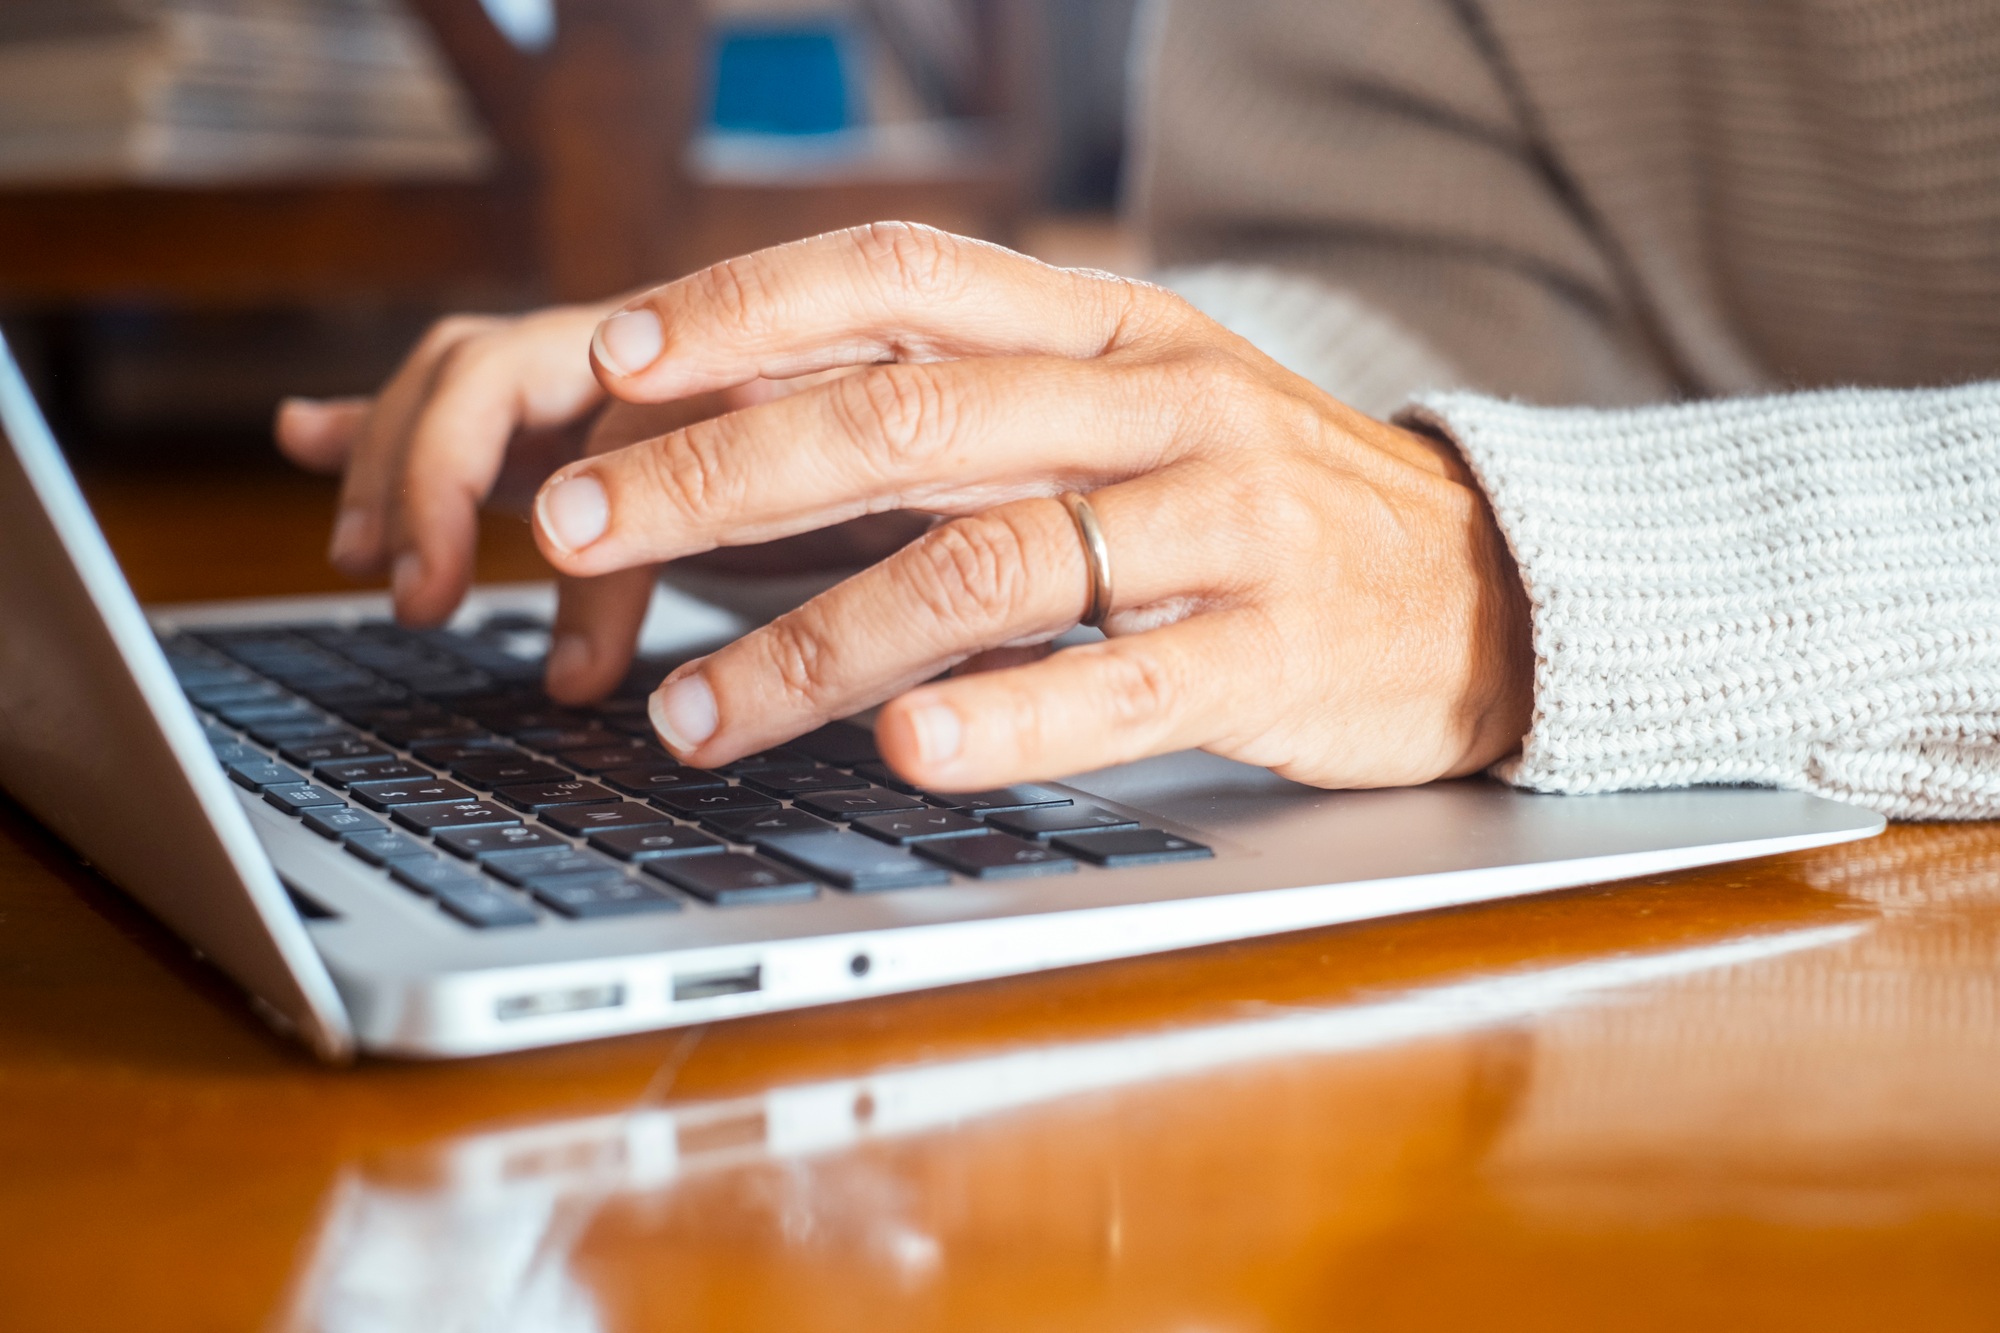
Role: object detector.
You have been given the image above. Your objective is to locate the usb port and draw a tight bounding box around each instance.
[672,964,762,1002]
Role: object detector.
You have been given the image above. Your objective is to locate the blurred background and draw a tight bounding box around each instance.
[0,0,1140,497]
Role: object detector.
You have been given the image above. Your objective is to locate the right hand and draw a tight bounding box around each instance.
[275,302,926,702]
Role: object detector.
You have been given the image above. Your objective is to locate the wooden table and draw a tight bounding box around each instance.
[4,465,1998,1331]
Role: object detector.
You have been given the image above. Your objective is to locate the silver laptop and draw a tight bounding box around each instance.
[0,328,1884,1062]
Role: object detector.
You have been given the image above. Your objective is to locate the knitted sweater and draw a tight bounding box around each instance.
[1129,0,2000,818]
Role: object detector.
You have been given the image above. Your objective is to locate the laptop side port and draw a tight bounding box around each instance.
[495,982,626,1022]
[673,964,763,1002]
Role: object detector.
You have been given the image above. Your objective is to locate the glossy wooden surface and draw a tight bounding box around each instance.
[3,466,1998,1331]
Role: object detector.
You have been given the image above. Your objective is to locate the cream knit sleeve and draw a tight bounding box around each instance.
[1400,386,2000,819]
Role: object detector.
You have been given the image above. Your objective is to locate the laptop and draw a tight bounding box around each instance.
[0,328,1885,1062]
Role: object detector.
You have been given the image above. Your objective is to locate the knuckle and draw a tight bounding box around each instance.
[430,334,489,384]
[416,314,492,359]
[1096,644,1180,733]
[852,221,965,300]
[687,255,770,332]
[758,612,839,710]
[631,420,738,527]
[837,364,956,470]
[902,513,1034,630]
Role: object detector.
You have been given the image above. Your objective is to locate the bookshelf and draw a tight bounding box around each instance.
[0,0,1030,309]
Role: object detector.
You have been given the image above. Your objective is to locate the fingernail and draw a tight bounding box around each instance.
[391,550,423,605]
[593,308,664,377]
[650,671,718,753]
[537,472,609,553]
[546,632,592,688]
[328,506,370,565]
[908,702,963,768]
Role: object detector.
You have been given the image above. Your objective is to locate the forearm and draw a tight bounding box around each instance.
[1402,384,2000,819]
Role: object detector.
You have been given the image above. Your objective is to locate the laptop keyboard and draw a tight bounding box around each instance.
[162,616,1212,930]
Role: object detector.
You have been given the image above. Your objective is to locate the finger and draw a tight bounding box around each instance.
[532,355,1189,577]
[544,567,658,704]
[329,316,498,580]
[640,473,1239,765]
[274,397,369,475]
[384,311,610,624]
[876,612,1263,791]
[589,222,1180,401]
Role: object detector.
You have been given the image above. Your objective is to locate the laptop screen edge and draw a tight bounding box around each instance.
[0,328,354,1062]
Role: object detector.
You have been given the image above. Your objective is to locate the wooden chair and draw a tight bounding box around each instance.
[0,0,1027,312]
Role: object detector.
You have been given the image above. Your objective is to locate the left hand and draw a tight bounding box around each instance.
[531,223,1534,791]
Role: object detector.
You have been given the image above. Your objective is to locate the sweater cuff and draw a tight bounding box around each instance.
[1399,386,2000,819]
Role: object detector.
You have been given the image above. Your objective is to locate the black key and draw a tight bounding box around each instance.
[390,800,522,834]
[740,766,869,798]
[1053,828,1214,866]
[350,777,476,810]
[852,808,992,845]
[465,705,586,733]
[988,803,1141,840]
[916,834,1077,879]
[588,824,725,862]
[758,830,950,892]
[210,742,262,766]
[553,743,658,774]
[704,806,832,840]
[605,716,662,737]
[373,717,485,747]
[539,801,673,836]
[654,786,780,820]
[248,718,349,746]
[185,680,285,708]
[790,721,879,766]
[278,735,391,768]
[644,853,816,906]
[407,737,516,765]
[434,824,567,861]
[174,664,252,690]
[336,701,446,730]
[227,759,302,791]
[513,726,622,751]
[401,670,491,699]
[262,783,345,815]
[388,853,488,896]
[301,806,388,840]
[305,682,408,711]
[493,779,620,811]
[314,757,430,789]
[603,763,728,797]
[343,827,433,866]
[201,721,241,746]
[932,785,1072,815]
[718,746,810,775]
[214,699,319,727]
[434,881,540,928]
[450,756,570,789]
[852,761,922,793]
[482,846,618,888]
[794,786,928,821]
[528,873,682,919]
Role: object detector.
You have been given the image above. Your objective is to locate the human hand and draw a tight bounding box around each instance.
[529,224,1534,791]
[274,302,927,701]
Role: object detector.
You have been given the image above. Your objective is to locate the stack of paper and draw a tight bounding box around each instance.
[0,0,493,186]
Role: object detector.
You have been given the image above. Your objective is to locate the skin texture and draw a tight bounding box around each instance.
[280,223,1533,792]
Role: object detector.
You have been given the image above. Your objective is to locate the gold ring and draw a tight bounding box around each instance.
[1059,491,1113,630]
